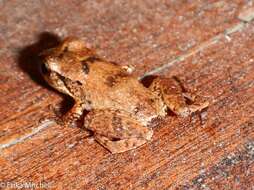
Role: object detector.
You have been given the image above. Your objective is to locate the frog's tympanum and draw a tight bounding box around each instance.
[40,38,208,153]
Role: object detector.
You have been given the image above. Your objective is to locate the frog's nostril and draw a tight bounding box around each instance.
[41,63,49,74]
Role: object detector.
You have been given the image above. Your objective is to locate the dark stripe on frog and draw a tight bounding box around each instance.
[83,56,104,63]
[105,71,129,87]
[105,76,116,87]
[82,63,89,74]
[81,56,104,74]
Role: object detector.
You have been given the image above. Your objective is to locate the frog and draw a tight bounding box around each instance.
[40,38,208,154]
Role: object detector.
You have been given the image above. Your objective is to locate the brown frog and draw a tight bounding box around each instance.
[40,38,208,153]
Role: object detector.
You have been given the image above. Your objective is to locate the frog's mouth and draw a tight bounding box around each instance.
[40,62,73,97]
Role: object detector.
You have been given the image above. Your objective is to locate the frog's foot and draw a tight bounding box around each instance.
[61,112,82,128]
[149,76,209,117]
[84,109,153,153]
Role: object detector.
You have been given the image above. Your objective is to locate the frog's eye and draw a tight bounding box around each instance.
[41,63,49,75]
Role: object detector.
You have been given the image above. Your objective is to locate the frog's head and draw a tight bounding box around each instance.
[39,37,95,97]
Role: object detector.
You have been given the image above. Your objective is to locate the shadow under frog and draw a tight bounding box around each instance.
[39,37,209,154]
[18,32,75,115]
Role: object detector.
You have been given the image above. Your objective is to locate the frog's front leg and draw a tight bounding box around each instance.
[149,76,208,117]
[61,102,86,127]
[84,109,153,154]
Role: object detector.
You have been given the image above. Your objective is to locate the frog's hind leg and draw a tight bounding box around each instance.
[84,109,153,154]
[149,76,208,117]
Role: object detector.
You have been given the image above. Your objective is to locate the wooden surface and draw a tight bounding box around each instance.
[0,1,254,189]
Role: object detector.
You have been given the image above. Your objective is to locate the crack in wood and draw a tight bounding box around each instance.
[0,120,55,151]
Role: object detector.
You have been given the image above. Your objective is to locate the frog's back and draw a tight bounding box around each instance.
[84,61,166,124]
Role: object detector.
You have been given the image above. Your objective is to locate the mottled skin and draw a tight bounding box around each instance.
[40,38,208,153]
